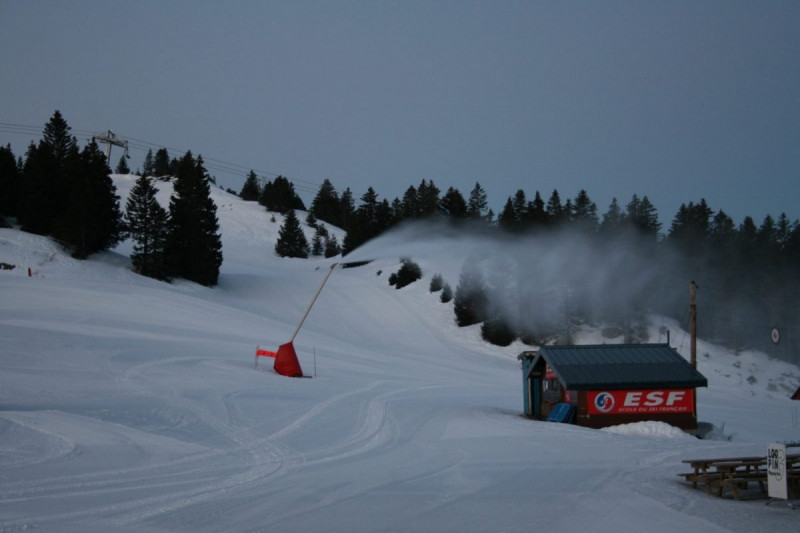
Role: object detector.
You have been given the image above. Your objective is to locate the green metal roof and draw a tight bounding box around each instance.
[526,344,708,390]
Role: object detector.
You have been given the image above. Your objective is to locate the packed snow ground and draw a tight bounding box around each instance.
[1,175,799,532]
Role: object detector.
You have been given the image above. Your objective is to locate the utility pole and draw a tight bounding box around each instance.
[690,280,697,369]
[93,130,129,162]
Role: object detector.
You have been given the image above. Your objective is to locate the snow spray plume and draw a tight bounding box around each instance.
[346,219,682,343]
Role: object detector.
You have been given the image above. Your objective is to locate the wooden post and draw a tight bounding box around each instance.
[690,281,697,369]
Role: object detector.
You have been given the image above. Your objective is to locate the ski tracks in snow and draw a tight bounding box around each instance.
[0,362,414,531]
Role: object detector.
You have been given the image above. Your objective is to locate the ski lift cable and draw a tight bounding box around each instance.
[1,119,331,196]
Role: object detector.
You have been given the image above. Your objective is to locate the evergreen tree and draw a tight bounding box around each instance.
[481,317,516,346]
[626,195,661,238]
[440,282,453,303]
[309,179,341,226]
[324,233,341,258]
[311,224,326,256]
[53,140,123,258]
[339,187,355,229]
[239,170,261,201]
[417,179,440,217]
[115,155,130,174]
[0,144,19,219]
[429,273,444,292]
[388,259,422,289]
[42,110,75,165]
[526,191,548,228]
[19,111,77,235]
[165,152,223,285]
[668,199,712,256]
[259,175,305,214]
[439,187,467,218]
[571,189,598,233]
[153,148,171,177]
[498,197,517,231]
[401,185,419,219]
[453,262,488,327]
[306,210,317,227]
[511,189,527,223]
[274,209,309,258]
[343,187,382,254]
[599,197,625,236]
[142,149,154,176]
[467,182,488,220]
[545,189,565,225]
[125,174,169,279]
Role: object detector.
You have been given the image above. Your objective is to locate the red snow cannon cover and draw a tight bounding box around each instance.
[274,342,303,378]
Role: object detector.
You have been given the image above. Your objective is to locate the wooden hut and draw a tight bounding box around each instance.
[519,344,708,432]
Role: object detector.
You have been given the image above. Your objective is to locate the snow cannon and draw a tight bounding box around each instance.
[264,262,339,378]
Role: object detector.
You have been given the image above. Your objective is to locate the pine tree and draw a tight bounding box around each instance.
[53,140,124,258]
[343,187,382,254]
[0,144,19,219]
[571,189,598,233]
[142,149,154,176]
[526,191,547,228]
[339,187,355,229]
[440,282,453,303]
[668,199,712,256]
[439,187,467,218]
[239,170,261,201]
[42,110,75,165]
[311,225,326,256]
[417,179,440,217]
[401,185,419,219]
[309,178,341,226]
[19,112,77,235]
[115,155,130,174]
[274,209,309,258]
[545,189,565,225]
[165,152,223,285]
[259,175,305,214]
[324,233,341,258]
[453,263,488,327]
[511,189,527,222]
[126,175,169,279]
[627,195,660,238]
[599,197,625,236]
[153,148,171,177]
[467,182,488,220]
[481,317,516,346]
[498,197,517,231]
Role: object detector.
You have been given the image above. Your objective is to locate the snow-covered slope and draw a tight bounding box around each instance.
[1,175,799,532]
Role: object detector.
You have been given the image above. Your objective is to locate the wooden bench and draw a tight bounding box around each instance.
[679,454,800,500]
[680,456,767,500]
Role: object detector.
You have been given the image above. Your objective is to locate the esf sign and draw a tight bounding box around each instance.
[588,389,694,415]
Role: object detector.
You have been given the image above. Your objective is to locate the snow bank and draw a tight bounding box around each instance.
[601,421,697,440]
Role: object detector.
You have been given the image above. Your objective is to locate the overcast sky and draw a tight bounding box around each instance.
[2,1,798,227]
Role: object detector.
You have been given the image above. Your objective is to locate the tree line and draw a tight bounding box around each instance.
[2,111,795,361]
[0,111,222,286]
[246,170,799,363]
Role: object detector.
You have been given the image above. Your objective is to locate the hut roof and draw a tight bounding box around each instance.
[521,344,708,390]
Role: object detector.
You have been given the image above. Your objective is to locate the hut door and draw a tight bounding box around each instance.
[530,373,543,418]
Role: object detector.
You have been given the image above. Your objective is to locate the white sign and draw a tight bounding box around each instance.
[768,443,788,500]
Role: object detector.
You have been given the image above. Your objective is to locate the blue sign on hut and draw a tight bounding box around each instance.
[518,344,708,433]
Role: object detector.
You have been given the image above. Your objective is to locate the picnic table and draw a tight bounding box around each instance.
[679,454,800,500]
